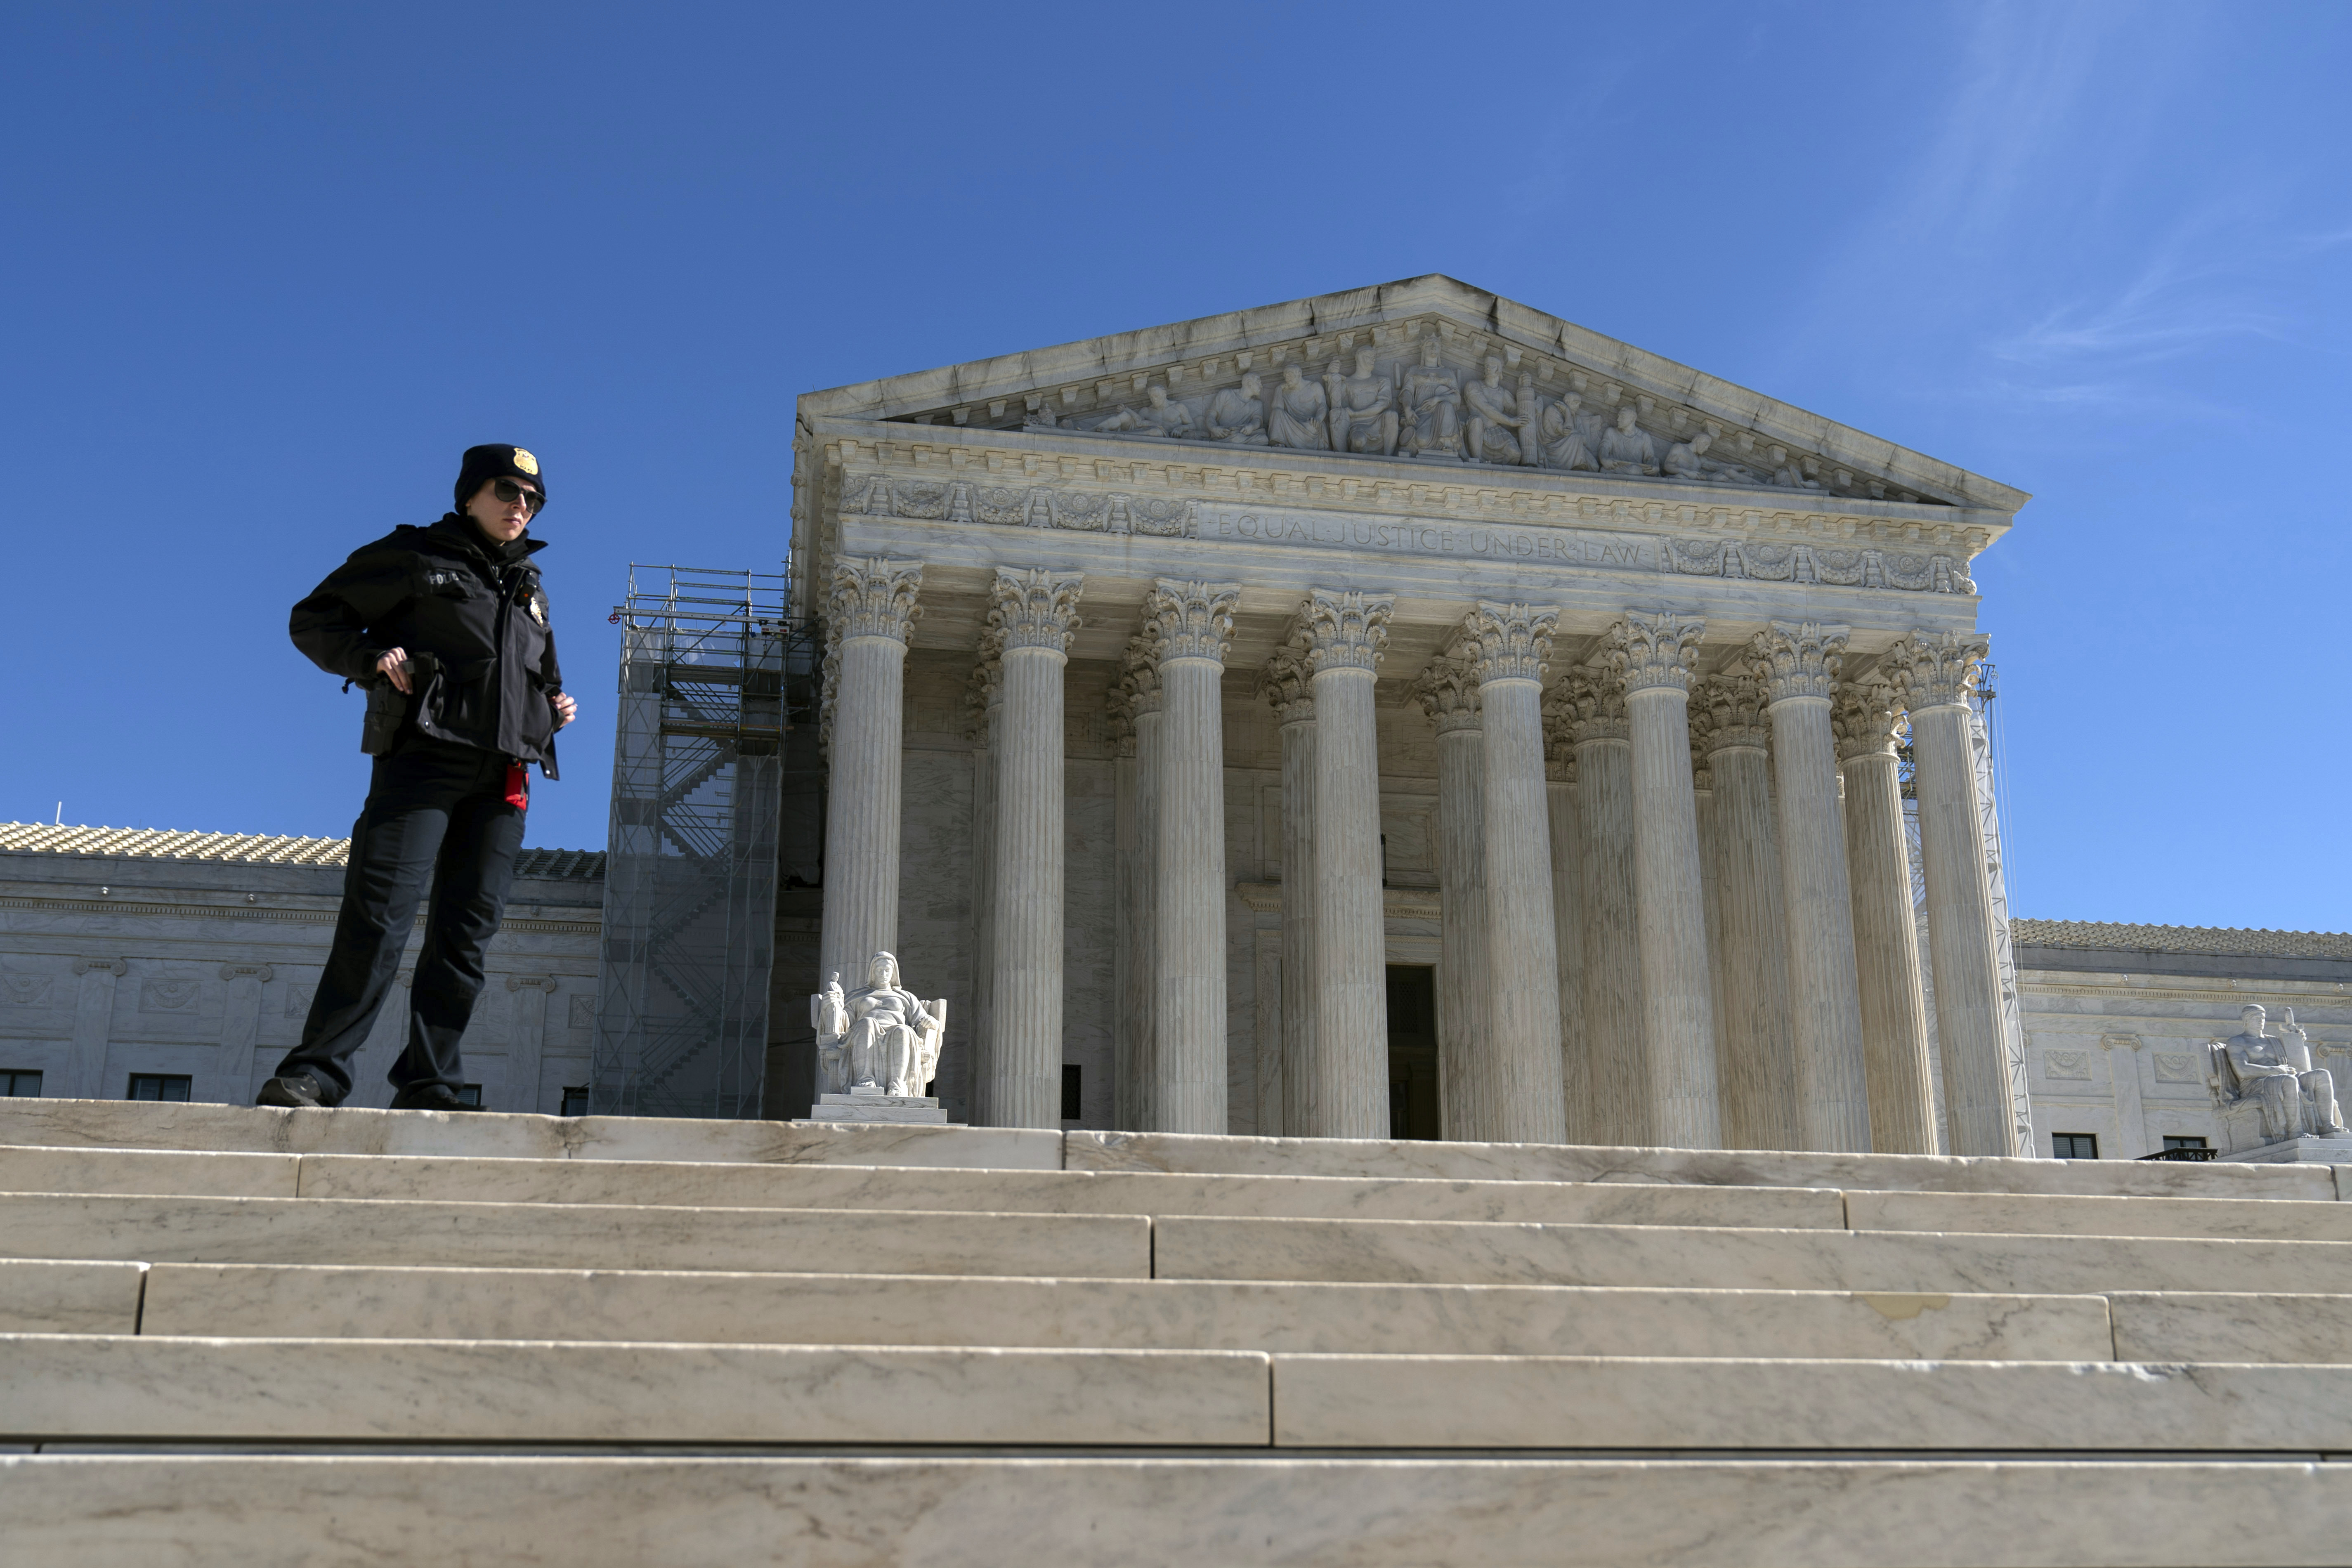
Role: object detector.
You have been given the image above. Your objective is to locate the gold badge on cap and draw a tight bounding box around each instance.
[512,449,540,475]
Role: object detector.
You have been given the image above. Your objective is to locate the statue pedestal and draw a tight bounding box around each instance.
[2217,1134,2352,1164]
[798,1091,955,1126]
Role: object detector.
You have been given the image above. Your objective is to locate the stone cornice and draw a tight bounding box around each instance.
[0,895,598,935]
[818,437,1987,605]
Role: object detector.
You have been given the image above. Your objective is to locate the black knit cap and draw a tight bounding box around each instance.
[453,444,548,514]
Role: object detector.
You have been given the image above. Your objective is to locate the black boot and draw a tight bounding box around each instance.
[257,1073,331,1109]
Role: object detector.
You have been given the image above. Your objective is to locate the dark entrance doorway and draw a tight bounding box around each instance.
[1385,965,1440,1140]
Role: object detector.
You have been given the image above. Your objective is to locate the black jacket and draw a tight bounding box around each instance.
[291,515,564,775]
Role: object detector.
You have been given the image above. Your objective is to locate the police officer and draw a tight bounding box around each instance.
[258,445,577,1111]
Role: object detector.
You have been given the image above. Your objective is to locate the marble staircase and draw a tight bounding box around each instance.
[3,1098,2349,1565]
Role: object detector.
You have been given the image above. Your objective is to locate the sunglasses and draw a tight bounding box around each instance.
[492,477,544,513]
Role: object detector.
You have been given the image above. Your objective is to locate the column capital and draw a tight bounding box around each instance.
[965,652,1004,742]
[1831,678,1906,761]
[1463,601,1560,685]
[1750,621,1850,704]
[825,556,924,644]
[1145,579,1241,666]
[1689,733,1713,793]
[1608,610,1705,695]
[1884,629,1991,711]
[1256,644,1316,723]
[1117,638,1164,718]
[1554,664,1629,744]
[1409,652,1482,735]
[1689,668,1772,755]
[988,567,1083,655]
[1298,589,1395,675]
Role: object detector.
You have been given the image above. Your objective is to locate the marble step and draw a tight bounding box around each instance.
[0,1096,1057,1169]
[124,1262,2114,1361]
[0,1193,1149,1277]
[4,1455,2344,1568]
[12,1144,2349,1243]
[10,1334,2352,1454]
[1154,1215,2352,1294]
[1,1336,1269,1445]
[2106,1291,2352,1363]
[0,1145,1837,1230]
[1069,1128,2348,1200]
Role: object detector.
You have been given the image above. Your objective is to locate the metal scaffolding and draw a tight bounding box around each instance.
[589,565,791,1119]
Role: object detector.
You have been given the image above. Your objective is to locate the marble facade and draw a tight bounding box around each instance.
[792,276,2029,1153]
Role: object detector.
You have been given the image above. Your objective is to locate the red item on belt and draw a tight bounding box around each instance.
[505,763,530,811]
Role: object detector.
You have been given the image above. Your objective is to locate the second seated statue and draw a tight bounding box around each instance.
[1397,338,1463,461]
[1267,363,1332,449]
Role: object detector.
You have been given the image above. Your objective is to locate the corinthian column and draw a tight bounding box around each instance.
[1689,668,1798,1150]
[965,653,1003,1125]
[819,557,921,993]
[1258,647,1317,1141]
[1542,722,1587,1143]
[1144,580,1241,1134]
[1832,677,1939,1155]
[1750,623,1872,1152]
[1299,589,1394,1138]
[1462,602,1567,1145]
[1411,653,1487,1141]
[982,568,1082,1129]
[1558,666,1642,1145]
[1114,647,1162,1132]
[1608,611,1719,1149]
[1887,630,2016,1156]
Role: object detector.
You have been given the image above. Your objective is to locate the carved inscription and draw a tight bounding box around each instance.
[1203,505,1655,568]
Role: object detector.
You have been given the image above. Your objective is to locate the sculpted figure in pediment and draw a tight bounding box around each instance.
[1267,364,1331,450]
[1538,392,1602,471]
[1093,384,1194,441]
[1326,348,1398,456]
[1204,371,1268,444]
[1597,403,1662,476]
[1663,428,1761,486]
[1464,354,1533,465]
[1397,338,1464,461]
[1023,403,1060,430]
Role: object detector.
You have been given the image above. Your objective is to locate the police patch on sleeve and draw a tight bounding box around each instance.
[511,449,540,475]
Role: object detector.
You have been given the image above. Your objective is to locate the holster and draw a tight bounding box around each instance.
[359,652,440,756]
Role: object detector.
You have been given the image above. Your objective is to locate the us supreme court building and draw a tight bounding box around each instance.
[792,276,2033,1158]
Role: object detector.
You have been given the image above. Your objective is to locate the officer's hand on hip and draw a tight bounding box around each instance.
[376,648,413,694]
[552,692,578,730]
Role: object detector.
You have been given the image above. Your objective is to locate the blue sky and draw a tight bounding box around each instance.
[2,2,2345,930]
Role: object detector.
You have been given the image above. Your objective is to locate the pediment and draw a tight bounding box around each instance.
[797,275,2027,514]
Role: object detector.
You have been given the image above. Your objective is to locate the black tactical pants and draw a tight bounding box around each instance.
[275,739,527,1102]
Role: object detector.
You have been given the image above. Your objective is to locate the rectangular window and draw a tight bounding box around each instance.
[1,1069,41,1097]
[560,1085,590,1117]
[456,1084,482,1109]
[127,1074,192,1102]
[2162,1135,2209,1151]
[1061,1063,1082,1122]
[2051,1131,2099,1159]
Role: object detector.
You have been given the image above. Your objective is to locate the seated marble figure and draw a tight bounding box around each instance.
[1463,354,1530,465]
[1397,339,1463,460]
[1538,392,1601,471]
[812,951,947,1099]
[1327,349,1397,455]
[1596,404,1662,475]
[1266,363,1330,450]
[2213,1004,2349,1142]
[1204,371,1268,444]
